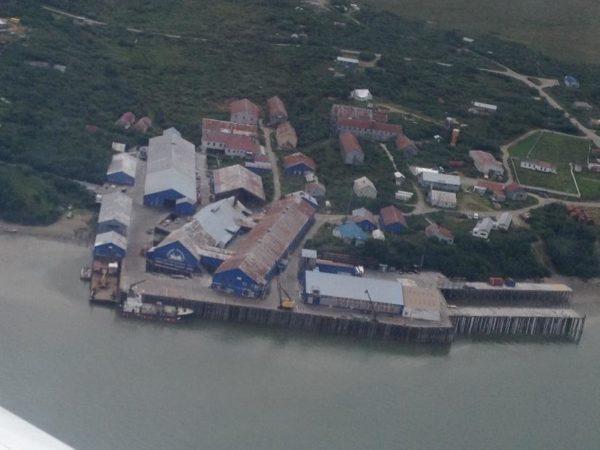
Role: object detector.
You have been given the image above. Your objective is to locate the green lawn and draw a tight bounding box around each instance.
[508,131,595,196]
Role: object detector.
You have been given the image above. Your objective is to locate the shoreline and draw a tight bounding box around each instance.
[0,212,94,247]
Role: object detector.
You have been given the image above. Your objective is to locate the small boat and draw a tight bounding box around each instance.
[80,266,92,281]
[120,293,194,323]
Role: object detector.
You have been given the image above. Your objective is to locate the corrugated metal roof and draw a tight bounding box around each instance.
[193,196,252,247]
[420,172,461,186]
[152,216,234,262]
[230,99,260,116]
[98,192,132,229]
[339,131,362,155]
[144,129,197,201]
[107,153,137,178]
[213,165,265,202]
[331,104,388,122]
[215,196,315,284]
[379,205,406,227]
[267,96,287,118]
[305,270,404,306]
[94,231,127,250]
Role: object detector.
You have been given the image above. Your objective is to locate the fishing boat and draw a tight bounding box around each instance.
[120,293,194,323]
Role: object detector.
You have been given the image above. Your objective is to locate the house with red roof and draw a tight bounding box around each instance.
[469,150,505,178]
[335,118,402,141]
[396,134,418,156]
[230,99,260,126]
[267,96,288,127]
[475,180,506,202]
[283,152,316,176]
[275,121,297,149]
[115,112,136,129]
[379,205,407,233]
[425,223,454,244]
[132,117,152,133]
[339,131,364,165]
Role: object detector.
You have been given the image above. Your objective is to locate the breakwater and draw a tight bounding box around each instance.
[143,294,455,345]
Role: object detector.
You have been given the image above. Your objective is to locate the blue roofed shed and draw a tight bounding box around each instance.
[333,221,369,244]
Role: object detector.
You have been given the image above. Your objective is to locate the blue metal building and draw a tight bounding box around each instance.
[212,196,316,297]
[143,128,197,215]
[94,231,127,260]
[106,153,137,186]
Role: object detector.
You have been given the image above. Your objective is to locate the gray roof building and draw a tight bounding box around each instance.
[144,128,197,203]
[193,196,253,247]
[97,191,132,237]
[213,164,266,203]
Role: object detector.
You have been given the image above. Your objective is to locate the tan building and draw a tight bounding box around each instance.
[276,121,298,149]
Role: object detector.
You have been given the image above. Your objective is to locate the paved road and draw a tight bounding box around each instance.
[259,122,282,203]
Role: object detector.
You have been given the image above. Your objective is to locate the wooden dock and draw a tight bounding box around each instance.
[449,307,585,342]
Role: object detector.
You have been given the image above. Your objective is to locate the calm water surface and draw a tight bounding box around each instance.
[0,236,598,450]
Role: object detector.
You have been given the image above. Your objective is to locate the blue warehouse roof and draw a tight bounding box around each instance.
[334,222,369,240]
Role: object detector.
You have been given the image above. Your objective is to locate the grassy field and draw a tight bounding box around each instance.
[362,0,600,64]
[509,131,596,195]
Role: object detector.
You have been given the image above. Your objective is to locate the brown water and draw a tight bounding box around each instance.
[0,235,598,450]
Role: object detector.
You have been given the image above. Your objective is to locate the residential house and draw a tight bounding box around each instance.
[425,223,454,244]
[469,150,505,178]
[379,205,407,233]
[230,99,260,126]
[351,207,378,232]
[504,183,527,201]
[333,222,369,245]
[283,152,316,176]
[476,180,506,202]
[267,96,288,126]
[132,117,152,133]
[353,176,377,198]
[427,190,457,209]
[275,121,298,149]
[335,119,402,142]
[304,181,326,198]
[395,134,418,156]
[330,104,388,128]
[339,131,364,165]
[115,112,136,129]
[472,218,494,239]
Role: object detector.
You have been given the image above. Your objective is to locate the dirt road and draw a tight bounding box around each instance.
[259,122,282,203]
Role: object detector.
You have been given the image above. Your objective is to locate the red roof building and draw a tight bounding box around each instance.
[202,130,260,159]
[283,152,316,175]
[330,104,388,124]
[267,96,288,126]
[202,118,257,136]
[132,117,152,133]
[230,99,260,126]
[425,223,454,244]
[476,180,506,202]
[395,134,418,156]
[275,121,298,149]
[339,131,364,165]
[335,118,402,141]
[379,205,407,233]
[115,112,136,129]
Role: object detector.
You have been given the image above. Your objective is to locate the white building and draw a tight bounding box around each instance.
[350,89,373,102]
[520,159,557,174]
[427,190,457,209]
[394,171,406,186]
[418,172,461,192]
[353,176,377,198]
[395,190,414,202]
[472,217,495,239]
[472,101,498,113]
[495,212,512,231]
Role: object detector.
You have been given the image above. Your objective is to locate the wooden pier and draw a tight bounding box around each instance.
[449,307,585,342]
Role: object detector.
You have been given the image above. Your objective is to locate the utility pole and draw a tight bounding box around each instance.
[364,289,378,323]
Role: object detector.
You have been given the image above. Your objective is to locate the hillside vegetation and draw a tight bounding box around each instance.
[361,0,600,64]
[0,0,599,223]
